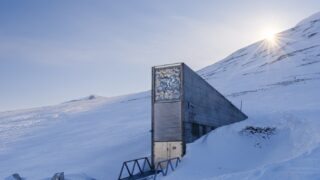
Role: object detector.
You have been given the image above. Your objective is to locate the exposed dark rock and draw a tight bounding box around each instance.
[308,32,317,38]
[88,95,96,100]
[240,126,276,137]
[12,173,22,180]
[240,126,277,148]
[52,172,64,180]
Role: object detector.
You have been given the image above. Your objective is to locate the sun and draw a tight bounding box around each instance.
[264,30,276,41]
[261,27,278,43]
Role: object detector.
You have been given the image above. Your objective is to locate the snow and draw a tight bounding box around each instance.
[1,12,320,179]
[0,92,151,179]
[165,11,320,180]
[165,84,320,180]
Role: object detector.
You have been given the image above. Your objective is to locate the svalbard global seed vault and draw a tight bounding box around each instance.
[118,62,247,180]
[151,63,247,166]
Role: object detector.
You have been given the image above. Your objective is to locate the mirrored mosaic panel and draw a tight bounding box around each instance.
[154,66,181,101]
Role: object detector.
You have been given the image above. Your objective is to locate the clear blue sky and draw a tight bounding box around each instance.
[0,0,319,111]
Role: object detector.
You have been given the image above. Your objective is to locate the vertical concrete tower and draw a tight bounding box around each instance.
[151,63,247,166]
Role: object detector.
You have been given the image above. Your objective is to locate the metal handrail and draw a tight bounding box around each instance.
[118,156,181,180]
[153,157,181,180]
[118,157,153,180]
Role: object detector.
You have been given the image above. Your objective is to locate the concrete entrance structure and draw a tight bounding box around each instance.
[151,63,247,166]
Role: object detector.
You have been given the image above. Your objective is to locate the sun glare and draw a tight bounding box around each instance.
[260,27,279,44]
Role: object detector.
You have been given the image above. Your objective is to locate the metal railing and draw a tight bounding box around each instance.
[118,156,181,180]
[118,157,153,180]
[153,157,181,180]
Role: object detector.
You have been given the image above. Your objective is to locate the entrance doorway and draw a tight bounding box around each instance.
[153,141,183,166]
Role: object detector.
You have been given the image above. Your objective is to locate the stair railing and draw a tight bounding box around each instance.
[118,157,153,180]
[153,157,181,180]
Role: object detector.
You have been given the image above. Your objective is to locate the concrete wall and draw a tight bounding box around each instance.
[151,63,248,165]
[152,64,184,166]
[182,63,247,143]
[153,102,182,141]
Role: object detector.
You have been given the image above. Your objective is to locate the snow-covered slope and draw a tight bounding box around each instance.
[0,92,151,179]
[1,12,320,180]
[166,11,320,180]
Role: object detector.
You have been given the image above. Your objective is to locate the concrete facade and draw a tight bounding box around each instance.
[151,63,247,166]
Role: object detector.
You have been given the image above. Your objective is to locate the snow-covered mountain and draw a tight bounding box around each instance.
[167,11,320,180]
[1,12,320,180]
